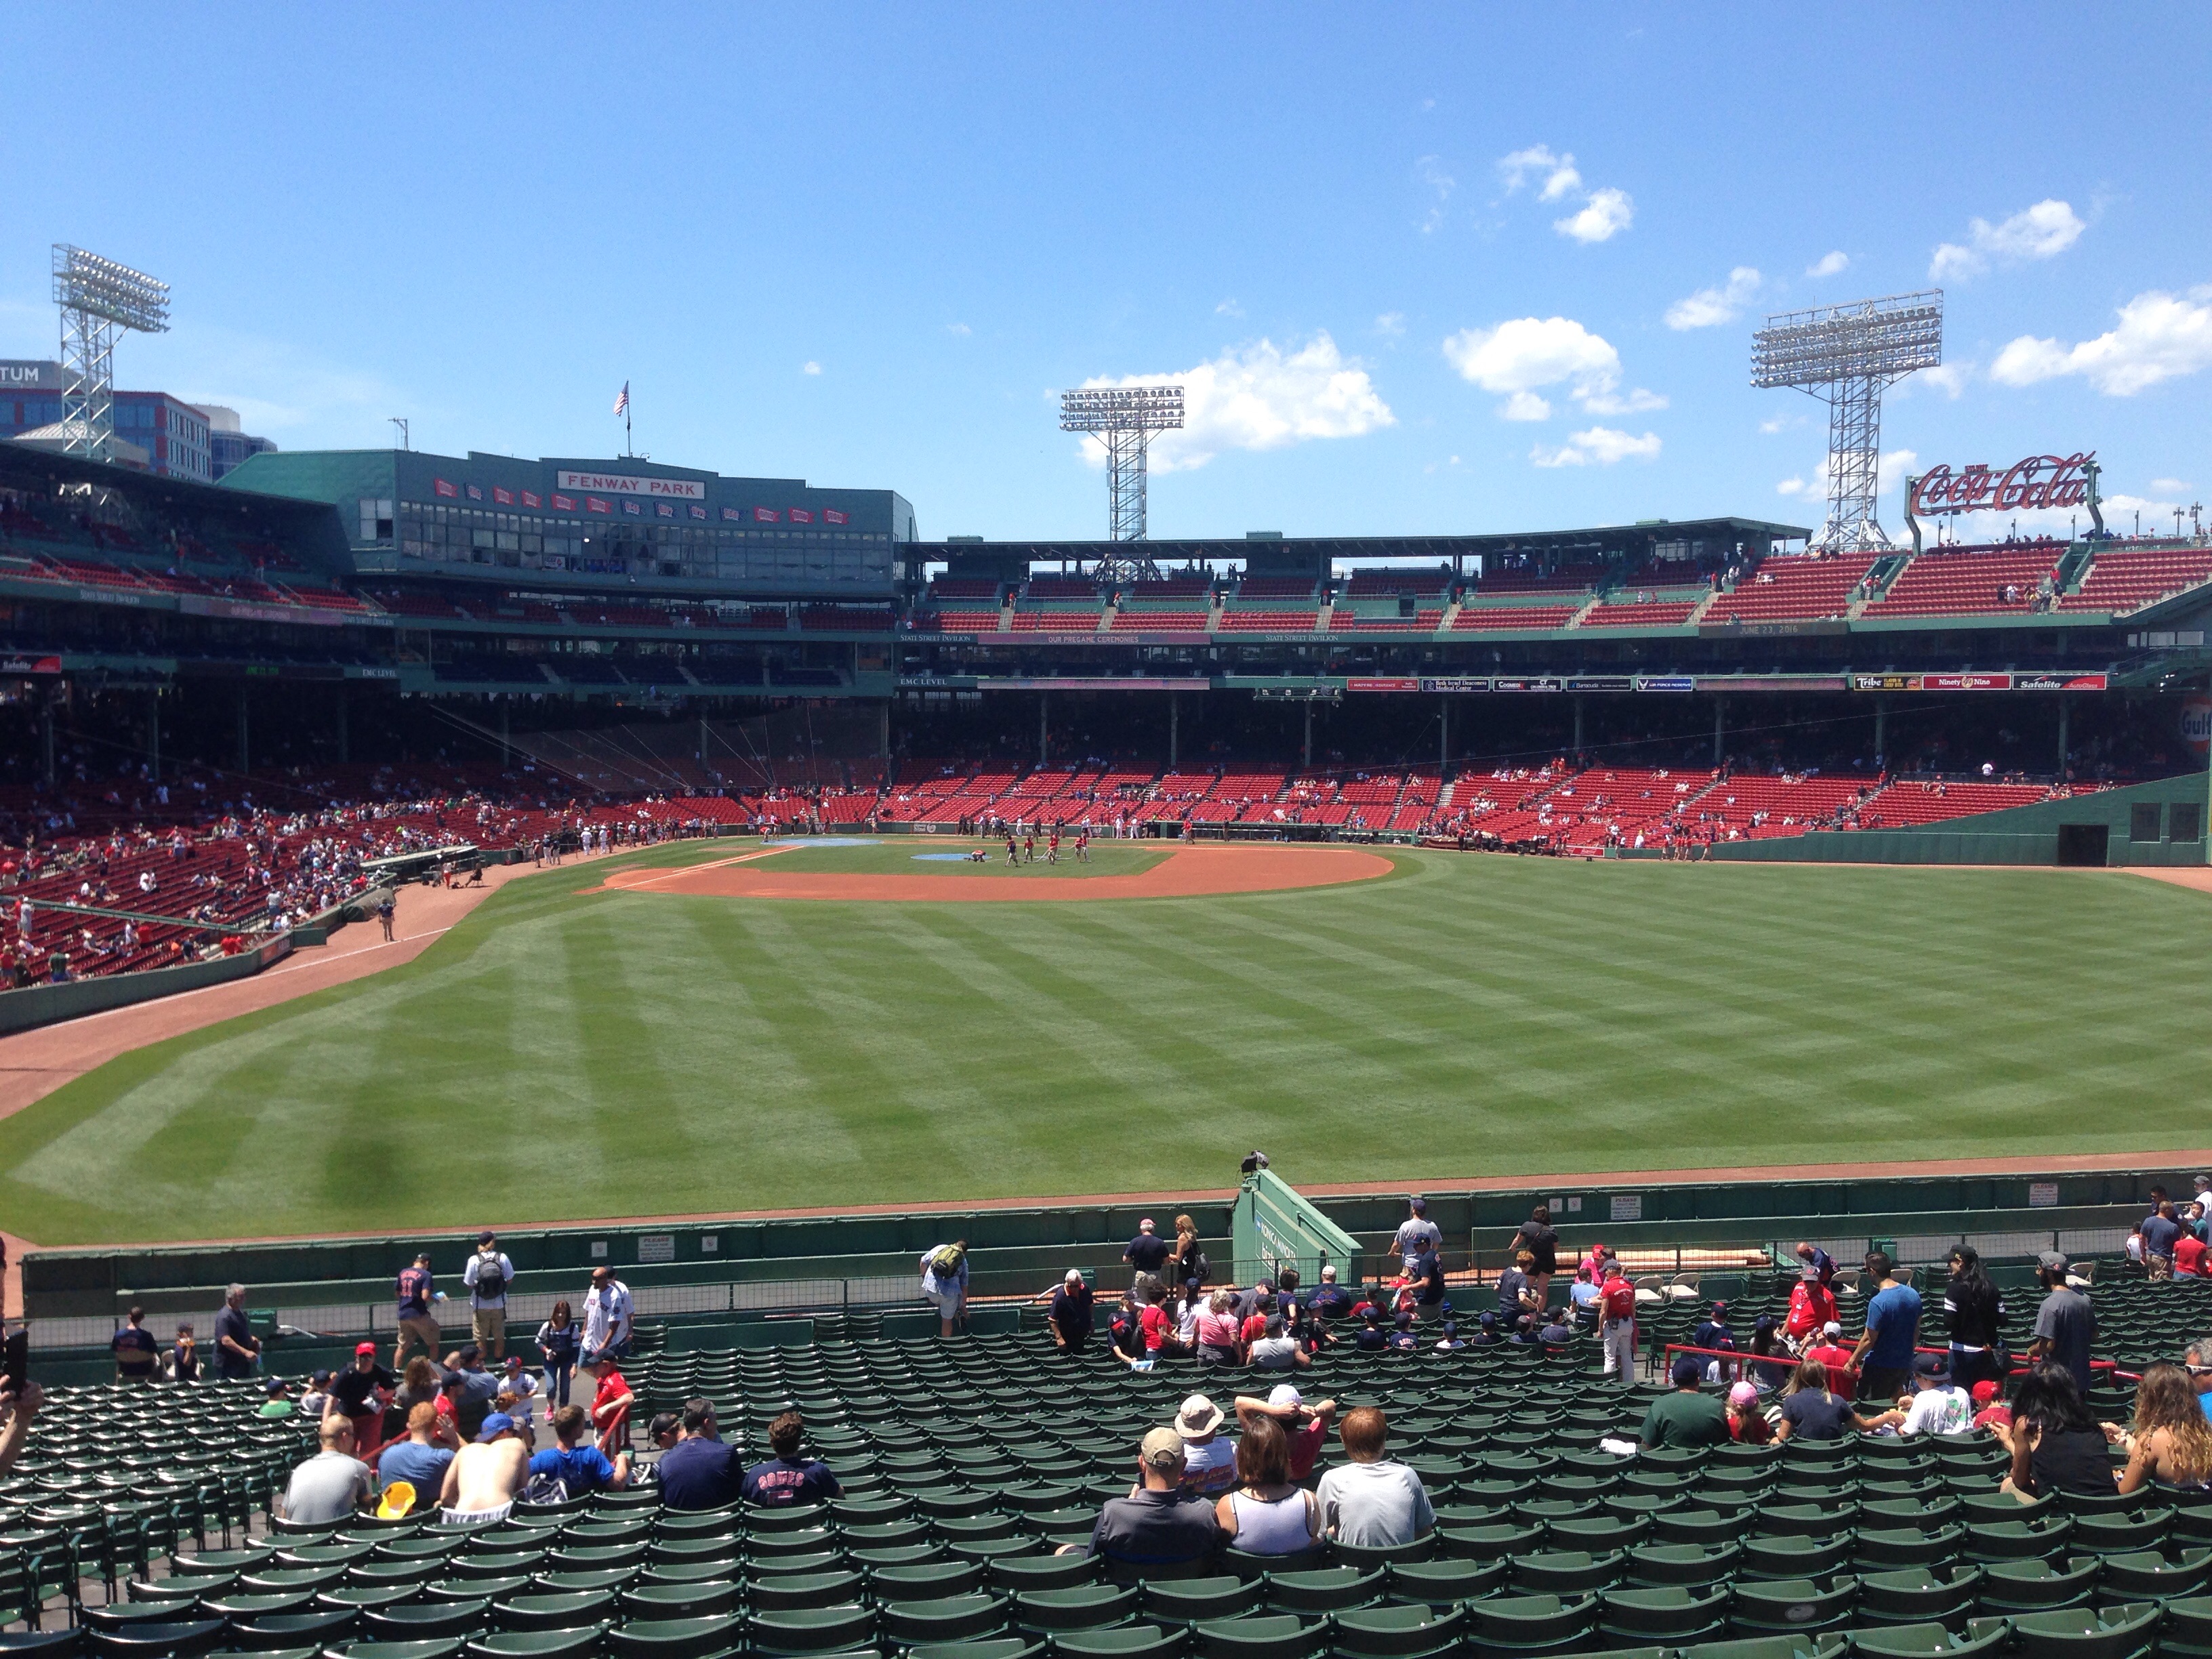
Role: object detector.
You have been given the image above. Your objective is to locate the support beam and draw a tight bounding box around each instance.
[1303,702,1313,771]
[335,685,348,764]
[1873,697,1887,766]
[499,701,511,767]
[2057,695,2069,779]
[147,689,160,781]
[40,699,54,789]
[1038,691,1048,769]
[1712,696,1725,768]
[1572,695,1585,757]
[1169,692,1179,769]
[1440,696,1450,772]
[237,688,251,776]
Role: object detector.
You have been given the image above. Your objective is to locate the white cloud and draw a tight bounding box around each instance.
[1416,155,1455,234]
[1441,315,1662,418]
[1665,266,1762,331]
[944,323,971,336]
[1374,312,1406,337]
[1759,415,1795,434]
[1990,287,2212,396]
[1555,186,1633,244]
[1918,363,1970,399]
[802,361,822,375]
[1531,426,1660,468]
[1807,250,1849,279]
[1076,332,1394,474]
[2152,478,2193,493]
[1215,299,1244,319]
[1929,198,2085,281]
[1776,476,1807,497]
[1496,144,1581,201]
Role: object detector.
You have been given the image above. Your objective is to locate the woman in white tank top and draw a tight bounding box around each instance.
[1212,1417,1322,1557]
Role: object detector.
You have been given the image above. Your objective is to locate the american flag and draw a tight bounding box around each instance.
[613,382,630,417]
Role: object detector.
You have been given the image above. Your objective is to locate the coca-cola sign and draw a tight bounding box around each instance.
[1909,452,2093,516]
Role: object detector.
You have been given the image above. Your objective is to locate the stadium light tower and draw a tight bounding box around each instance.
[52,243,170,466]
[1752,289,1942,552]
[1059,384,1184,579]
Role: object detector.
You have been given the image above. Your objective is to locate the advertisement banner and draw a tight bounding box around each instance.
[1853,674,1919,692]
[552,493,575,511]
[1347,677,1421,692]
[2017,672,2110,692]
[1492,676,1564,693]
[492,487,514,506]
[1637,676,1696,692]
[1418,676,1491,693]
[1566,675,1635,692]
[1923,673,2013,691]
[555,470,708,501]
[2182,696,2212,760]
[0,655,62,675]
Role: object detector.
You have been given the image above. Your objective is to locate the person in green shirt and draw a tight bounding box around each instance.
[257,1378,296,1420]
[1639,1357,1732,1448]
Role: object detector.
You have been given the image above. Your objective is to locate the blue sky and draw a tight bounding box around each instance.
[2,4,2207,546]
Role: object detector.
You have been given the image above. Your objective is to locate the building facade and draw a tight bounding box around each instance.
[0,358,251,484]
[224,447,918,596]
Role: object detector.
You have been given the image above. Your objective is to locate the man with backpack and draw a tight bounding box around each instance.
[922,1239,969,1337]
[462,1232,515,1361]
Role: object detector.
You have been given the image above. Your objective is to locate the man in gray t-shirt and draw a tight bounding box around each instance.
[2028,1252,2097,1394]
[1392,1197,1441,1271]
[1313,1406,1433,1548]
[282,1418,372,1523]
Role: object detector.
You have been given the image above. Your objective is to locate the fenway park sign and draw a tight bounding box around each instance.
[1908,452,2093,516]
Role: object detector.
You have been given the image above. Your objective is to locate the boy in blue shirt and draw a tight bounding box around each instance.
[527,1404,630,1494]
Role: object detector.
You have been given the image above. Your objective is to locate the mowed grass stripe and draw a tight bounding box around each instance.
[1,852,2210,1242]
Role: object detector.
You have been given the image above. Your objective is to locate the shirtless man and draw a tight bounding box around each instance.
[436,1412,530,1526]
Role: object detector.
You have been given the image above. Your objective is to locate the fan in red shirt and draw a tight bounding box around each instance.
[586,1355,633,1456]
[1784,1275,1839,1341]
[1803,1322,1858,1379]
[2177,1232,2208,1278]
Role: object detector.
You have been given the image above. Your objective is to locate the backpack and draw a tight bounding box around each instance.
[928,1244,965,1277]
[474,1252,506,1301]
[521,1472,567,1506]
[1187,1249,1212,1285]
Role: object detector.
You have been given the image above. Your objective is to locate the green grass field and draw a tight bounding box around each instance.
[1,844,2208,1245]
[757,838,1169,878]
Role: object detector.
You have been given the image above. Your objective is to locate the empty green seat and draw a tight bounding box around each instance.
[602,1614,746,1658]
[1978,1557,2102,1614]
[1145,1576,1265,1622]
[1050,1622,1185,1659]
[1851,1566,1982,1628]
[492,1591,611,1633]
[1654,1511,1750,1548]
[227,1610,361,1650]
[1012,1583,1138,1633]
[1598,1584,1731,1644]
[2158,1594,2212,1658]
[880,1595,1014,1645]
[1965,1517,2074,1564]
[363,1601,493,1641]
[1846,1622,2010,1659]
[2095,1548,2212,1600]
[989,1553,1102,1594]
[745,1605,878,1656]
[1970,1601,2159,1659]
[620,1581,739,1620]
[1679,1637,1828,1659]
[1263,1566,1383,1612]
[81,1622,226,1657]
[1513,1551,1626,1596]
[1628,1543,1743,1589]
[325,1643,468,1659]
[1742,1534,1855,1580]
[1191,1612,1324,1659]
[1727,1576,1857,1638]
[1465,1592,1597,1659]
[1853,1525,1967,1570]
[1331,1602,1465,1659]
[2071,1512,2171,1555]
[1387,1556,1507,1606]
[909,1642,1046,1659]
[876,1561,985,1600]
[464,1633,608,1658]
[747,1570,867,1612]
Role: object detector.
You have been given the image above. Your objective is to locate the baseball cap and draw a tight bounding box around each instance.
[476,1413,515,1441]
[456,1343,481,1364]
[1139,1217,1155,1230]
[1912,1353,1948,1385]
[1267,1383,1303,1410]
[1727,1381,1759,1407]
[311,1369,332,1385]
[1671,1357,1705,1388]
[2039,1250,2070,1274]
[1971,1380,2000,1404]
[1139,1426,1185,1472]
[1175,1394,1225,1437]
[264,1378,287,1395]
[477,1230,495,1245]
[1410,1195,1428,1214]
[354,1341,377,1356]
[1822,1321,1843,1337]
[414,1250,432,1263]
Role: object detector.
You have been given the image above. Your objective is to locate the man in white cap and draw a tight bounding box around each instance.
[1173,1393,1237,1495]
[1124,1218,1171,1289]
[1234,1383,1338,1481]
[1042,1269,1095,1355]
[1805,1320,1856,1375]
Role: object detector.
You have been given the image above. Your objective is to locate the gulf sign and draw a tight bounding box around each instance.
[1909,453,2093,517]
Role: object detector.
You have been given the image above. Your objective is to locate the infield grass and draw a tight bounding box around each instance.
[1,844,2207,1244]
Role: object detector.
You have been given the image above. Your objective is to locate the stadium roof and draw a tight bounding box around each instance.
[917,516,1814,572]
